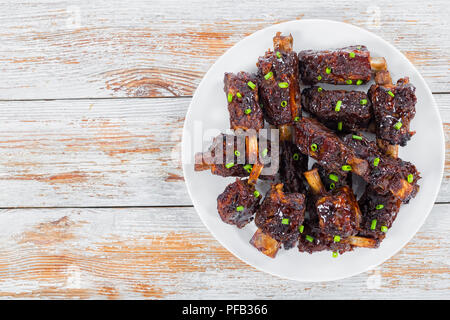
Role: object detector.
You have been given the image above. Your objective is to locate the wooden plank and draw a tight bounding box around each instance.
[0,0,448,100]
[0,205,447,299]
[0,94,448,208]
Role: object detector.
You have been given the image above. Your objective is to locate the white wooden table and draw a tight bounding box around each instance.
[0,0,448,299]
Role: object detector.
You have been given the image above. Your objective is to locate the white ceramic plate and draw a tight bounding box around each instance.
[181,19,445,282]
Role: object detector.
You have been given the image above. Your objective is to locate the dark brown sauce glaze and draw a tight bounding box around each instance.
[257,33,301,126]
[298,45,371,85]
[217,178,262,228]
[224,72,264,131]
[255,183,305,249]
[278,141,308,193]
[368,77,417,146]
[302,86,372,132]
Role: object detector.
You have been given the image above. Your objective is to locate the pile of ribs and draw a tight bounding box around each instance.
[195,32,420,259]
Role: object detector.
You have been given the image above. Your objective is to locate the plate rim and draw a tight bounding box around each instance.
[181,19,445,282]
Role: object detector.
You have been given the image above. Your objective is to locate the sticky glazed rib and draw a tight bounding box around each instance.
[358,186,402,241]
[294,117,369,177]
[253,183,306,252]
[278,141,308,193]
[216,178,262,228]
[257,32,301,126]
[302,86,372,132]
[368,77,417,146]
[298,168,376,255]
[298,45,378,85]
[341,133,420,203]
[224,72,264,131]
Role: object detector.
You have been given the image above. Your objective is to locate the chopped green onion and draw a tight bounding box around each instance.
[264,71,273,80]
[357,45,362,50]
[245,108,252,114]
[276,51,282,59]
[317,75,322,81]
[305,235,314,243]
[294,116,300,122]
[318,87,323,92]
[342,165,352,172]
[247,81,256,90]
[335,100,342,112]
[243,164,252,173]
[370,219,377,230]
[236,206,244,212]
[278,82,289,88]
[394,121,402,130]
[236,92,242,98]
[381,226,388,233]
[254,190,260,198]
[337,121,343,131]
[329,183,335,190]
[329,174,339,182]
[293,153,300,161]
[407,174,413,183]
[262,148,268,157]
[234,150,240,157]
[326,67,331,74]
[333,235,341,243]
[310,143,318,152]
[376,204,384,210]
[281,218,289,225]
[388,90,395,97]
[360,99,368,105]
[281,100,287,107]
[356,79,363,85]
[227,93,233,102]
[349,52,356,58]
[299,225,304,233]
[225,162,234,169]
[373,157,380,167]
[352,135,363,140]
[346,79,352,85]
[332,251,339,258]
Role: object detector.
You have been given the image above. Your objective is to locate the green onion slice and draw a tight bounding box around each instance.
[278,82,289,88]
[388,90,395,97]
[333,235,341,243]
[234,150,240,157]
[329,174,339,182]
[332,252,339,258]
[394,121,402,130]
[342,165,352,171]
[236,92,242,98]
[310,143,318,152]
[227,93,233,103]
[360,99,368,105]
[326,67,331,74]
[373,157,380,167]
[346,79,352,84]
[245,108,252,114]
[243,164,252,173]
[370,219,377,230]
[317,75,322,81]
[356,79,363,85]
[305,235,314,243]
[293,153,300,161]
[329,183,335,190]
[281,218,289,225]
[236,206,244,212]
[299,225,304,233]
[349,52,356,58]
[262,148,268,157]
[318,87,323,92]
[247,81,256,90]
[376,204,384,210]
[225,162,234,169]
[335,100,342,112]
[381,226,388,233]
[264,71,273,80]
[281,100,287,107]
[407,174,413,183]
[337,122,343,131]
[294,116,300,122]
[352,135,362,140]
[253,190,260,198]
[276,51,282,59]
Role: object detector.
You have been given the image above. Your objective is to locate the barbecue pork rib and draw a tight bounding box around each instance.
[224,72,264,131]
[254,183,306,251]
[298,45,377,85]
[257,32,301,126]
[217,178,262,228]
[368,77,417,146]
[302,86,372,132]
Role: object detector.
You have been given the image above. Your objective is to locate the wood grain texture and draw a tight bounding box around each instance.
[0,94,447,207]
[0,0,448,100]
[0,205,447,299]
